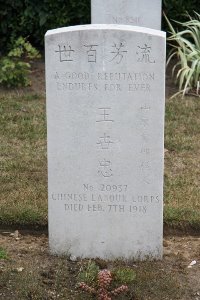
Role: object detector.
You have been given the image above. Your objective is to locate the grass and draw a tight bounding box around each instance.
[0,247,8,259]
[0,257,76,299]
[0,94,47,227]
[0,93,200,230]
[132,260,185,300]
[164,97,200,229]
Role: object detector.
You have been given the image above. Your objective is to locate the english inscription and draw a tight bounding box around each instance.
[54,72,155,93]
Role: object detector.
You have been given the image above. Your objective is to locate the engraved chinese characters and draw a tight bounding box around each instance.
[91,0,162,30]
[45,25,166,259]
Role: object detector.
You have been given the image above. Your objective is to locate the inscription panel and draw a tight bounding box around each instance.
[45,25,166,259]
[91,0,162,30]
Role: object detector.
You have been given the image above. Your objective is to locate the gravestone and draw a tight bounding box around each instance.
[45,24,166,259]
[91,0,162,30]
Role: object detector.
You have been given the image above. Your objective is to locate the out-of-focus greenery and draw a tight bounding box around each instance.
[163,0,199,32]
[0,37,41,87]
[0,0,90,54]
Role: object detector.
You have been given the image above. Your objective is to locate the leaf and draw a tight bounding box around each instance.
[165,12,200,97]
[39,12,48,26]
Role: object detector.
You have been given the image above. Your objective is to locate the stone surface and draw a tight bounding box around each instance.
[91,0,162,30]
[45,24,166,259]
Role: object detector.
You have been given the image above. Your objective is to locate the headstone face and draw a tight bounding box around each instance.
[45,24,166,260]
[91,0,162,30]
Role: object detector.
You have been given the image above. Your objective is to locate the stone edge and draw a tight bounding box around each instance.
[45,24,166,38]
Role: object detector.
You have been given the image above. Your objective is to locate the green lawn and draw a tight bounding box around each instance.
[0,94,200,229]
[0,94,47,226]
[164,97,200,229]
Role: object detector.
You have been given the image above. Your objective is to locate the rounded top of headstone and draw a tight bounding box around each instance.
[45,24,166,38]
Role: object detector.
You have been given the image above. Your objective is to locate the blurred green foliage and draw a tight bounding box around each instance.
[0,0,90,54]
[163,0,200,33]
[0,0,199,54]
[0,37,41,87]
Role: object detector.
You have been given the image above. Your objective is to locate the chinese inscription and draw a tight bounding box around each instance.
[97,133,114,150]
[96,107,114,123]
[136,44,155,63]
[55,41,154,65]
[55,45,75,62]
[139,102,151,184]
[84,44,98,63]
[96,107,115,177]
[110,42,127,64]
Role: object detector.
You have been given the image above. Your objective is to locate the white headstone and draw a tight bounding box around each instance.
[91,0,162,30]
[45,24,166,260]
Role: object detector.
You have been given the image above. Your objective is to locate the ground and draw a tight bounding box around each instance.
[0,229,200,299]
[0,60,200,299]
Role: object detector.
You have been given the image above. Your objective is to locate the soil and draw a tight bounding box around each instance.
[0,230,200,300]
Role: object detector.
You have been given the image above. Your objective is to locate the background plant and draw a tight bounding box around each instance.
[79,269,129,300]
[112,267,136,284]
[166,12,200,97]
[0,247,8,260]
[78,261,136,299]
[78,261,100,285]
[0,37,40,88]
